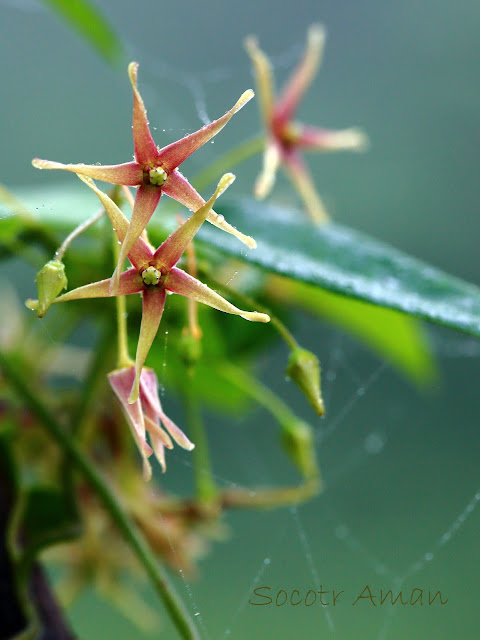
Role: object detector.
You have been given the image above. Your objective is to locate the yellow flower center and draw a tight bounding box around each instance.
[149,167,167,186]
[141,266,161,285]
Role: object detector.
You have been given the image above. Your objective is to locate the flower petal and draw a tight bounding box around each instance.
[139,369,194,451]
[149,434,167,473]
[78,176,153,269]
[108,368,153,481]
[254,142,281,199]
[52,269,143,304]
[283,152,329,223]
[138,368,163,415]
[145,415,174,450]
[298,125,369,152]
[32,158,143,186]
[165,268,270,323]
[157,410,194,451]
[275,24,326,125]
[244,36,275,127]
[129,287,166,404]
[154,173,235,268]
[128,62,160,166]
[111,184,162,294]
[163,170,256,249]
[158,90,254,173]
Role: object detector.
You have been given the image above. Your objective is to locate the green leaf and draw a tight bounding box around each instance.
[10,185,480,340]
[40,0,124,65]
[20,486,80,557]
[200,198,480,340]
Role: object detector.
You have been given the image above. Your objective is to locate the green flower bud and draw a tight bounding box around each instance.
[286,348,325,416]
[281,419,318,480]
[30,260,67,318]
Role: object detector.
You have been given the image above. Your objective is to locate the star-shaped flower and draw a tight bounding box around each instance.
[109,366,193,480]
[27,173,269,403]
[33,62,256,293]
[245,25,368,222]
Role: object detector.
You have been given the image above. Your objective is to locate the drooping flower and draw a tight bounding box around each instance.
[33,62,256,293]
[109,366,193,479]
[27,173,269,403]
[245,25,368,222]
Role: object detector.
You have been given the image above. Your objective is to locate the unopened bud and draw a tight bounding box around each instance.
[281,419,318,480]
[27,260,67,318]
[286,348,325,416]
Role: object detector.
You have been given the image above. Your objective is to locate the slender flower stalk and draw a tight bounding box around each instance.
[33,63,256,293]
[245,25,368,222]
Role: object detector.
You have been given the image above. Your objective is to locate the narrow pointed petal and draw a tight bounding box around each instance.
[109,368,153,480]
[140,369,194,451]
[284,152,329,224]
[52,269,143,304]
[129,287,166,404]
[158,90,254,172]
[78,176,153,268]
[158,410,195,451]
[111,184,162,294]
[298,126,369,152]
[164,170,256,249]
[32,158,142,186]
[144,415,174,449]
[150,435,167,473]
[138,368,163,415]
[128,62,160,166]
[254,142,281,199]
[275,24,326,125]
[165,268,270,323]
[154,173,235,268]
[244,36,275,127]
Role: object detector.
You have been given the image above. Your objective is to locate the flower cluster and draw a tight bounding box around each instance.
[29,63,269,477]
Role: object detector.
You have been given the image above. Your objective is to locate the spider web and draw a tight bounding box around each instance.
[118,40,479,638]
[2,5,478,636]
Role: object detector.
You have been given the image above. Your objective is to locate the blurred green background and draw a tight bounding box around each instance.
[1,0,479,638]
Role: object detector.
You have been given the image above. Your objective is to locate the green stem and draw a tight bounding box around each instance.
[221,479,320,510]
[55,206,105,262]
[183,380,217,504]
[72,318,116,436]
[0,350,200,640]
[191,135,264,192]
[220,363,296,426]
[113,232,133,369]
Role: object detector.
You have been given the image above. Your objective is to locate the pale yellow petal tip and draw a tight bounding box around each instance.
[239,233,257,250]
[254,172,274,200]
[142,459,153,482]
[216,172,236,198]
[128,61,139,84]
[32,158,58,170]
[242,311,270,323]
[244,35,259,54]
[234,89,255,113]
[185,442,195,452]
[331,128,369,152]
[308,24,327,47]
[25,298,38,311]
